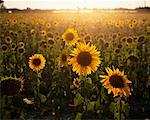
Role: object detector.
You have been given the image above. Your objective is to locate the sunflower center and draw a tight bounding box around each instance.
[109,74,125,88]
[75,80,79,86]
[61,54,67,62]
[2,45,7,51]
[33,58,41,66]
[77,52,92,66]
[7,38,10,41]
[18,48,24,53]
[66,33,74,41]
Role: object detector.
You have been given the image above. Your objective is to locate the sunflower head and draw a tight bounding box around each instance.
[69,42,101,75]
[40,40,48,50]
[17,47,25,55]
[11,43,16,50]
[100,67,132,97]
[62,28,79,46]
[46,23,51,29]
[40,30,47,37]
[5,36,12,44]
[47,32,54,38]
[18,42,25,48]
[138,35,145,43]
[1,44,8,52]
[0,76,24,96]
[53,20,58,27]
[47,38,55,45]
[29,54,46,72]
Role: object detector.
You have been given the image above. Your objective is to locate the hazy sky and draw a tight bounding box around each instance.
[4,0,150,9]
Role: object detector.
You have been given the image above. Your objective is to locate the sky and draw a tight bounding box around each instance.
[4,0,150,9]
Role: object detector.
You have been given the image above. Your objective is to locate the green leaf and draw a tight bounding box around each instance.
[95,98,101,110]
[74,93,84,106]
[85,77,92,84]
[39,93,47,103]
[75,112,82,120]
[109,102,116,113]
[86,101,95,111]
[121,101,130,117]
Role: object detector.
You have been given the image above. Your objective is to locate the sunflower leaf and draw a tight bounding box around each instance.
[109,102,116,113]
[74,93,84,106]
[75,112,82,120]
[39,93,47,103]
[86,101,95,111]
[85,77,92,84]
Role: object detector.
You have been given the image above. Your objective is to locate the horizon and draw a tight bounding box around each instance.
[4,0,150,10]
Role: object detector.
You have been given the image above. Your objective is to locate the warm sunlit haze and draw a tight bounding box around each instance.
[5,0,150,9]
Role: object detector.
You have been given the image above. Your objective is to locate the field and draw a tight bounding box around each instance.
[0,11,150,119]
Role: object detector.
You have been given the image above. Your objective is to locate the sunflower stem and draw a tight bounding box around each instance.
[34,72,41,110]
[119,96,122,120]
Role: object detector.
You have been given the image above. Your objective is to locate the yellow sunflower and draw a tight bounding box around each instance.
[5,36,12,44]
[100,67,132,97]
[29,54,46,72]
[18,41,25,48]
[62,28,79,46]
[69,42,101,75]
[40,30,47,37]
[53,20,58,27]
[73,78,80,88]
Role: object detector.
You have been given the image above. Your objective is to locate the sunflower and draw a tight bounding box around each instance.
[11,43,16,51]
[47,32,54,38]
[100,67,132,97]
[0,76,24,96]
[126,37,133,44]
[69,42,101,75]
[5,36,12,44]
[46,23,51,29]
[40,30,47,37]
[1,44,8,52]
[138,35,145,43]
[62,28,79,46]
[73,78,80,88]
[30,29,36,36]
[40,40,47,50]
[129,24,134,29]
[18,41,25,48]
[59,50,69,67]
[17,47,25,55]
[53,20,58,27]
[47,38,55,45]
[29,54,46,72]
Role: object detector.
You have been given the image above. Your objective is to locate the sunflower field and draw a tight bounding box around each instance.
[0,11,150,119]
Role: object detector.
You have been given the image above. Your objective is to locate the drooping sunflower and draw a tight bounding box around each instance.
[62,28,79,46]
[100,67,132,97]
[29,54,46,72]
[69,42,101,75]
[0,76,24,96]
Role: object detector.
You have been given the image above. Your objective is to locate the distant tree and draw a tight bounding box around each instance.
[0,0,6,9]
